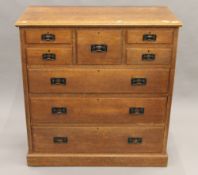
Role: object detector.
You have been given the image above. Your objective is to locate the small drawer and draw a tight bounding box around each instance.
[127,48,172,65]
[30,96,167,124]
[25,28,72,44]
[32,126,164,153]
[28,68,169,94]
[127,28,174,44]
[26,47,72,65]
[77,30,122,64]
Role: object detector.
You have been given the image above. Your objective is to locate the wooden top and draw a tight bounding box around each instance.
[15,6,182,27]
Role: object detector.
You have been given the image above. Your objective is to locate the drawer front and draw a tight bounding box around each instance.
[30,96,167,124]
[32,126,164,153]
[77,30,122,64]
[28,68,169,94]
[25,28,72,44]
[127,48,172,65]
[127,28,174,44]
[26,47,72,65]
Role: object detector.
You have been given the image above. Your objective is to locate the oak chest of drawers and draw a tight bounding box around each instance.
[15,6,182,166]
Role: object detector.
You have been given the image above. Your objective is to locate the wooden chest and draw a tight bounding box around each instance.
[15,6,182,166]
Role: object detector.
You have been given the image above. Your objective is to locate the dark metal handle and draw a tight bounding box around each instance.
[53,137,68,144]
[129,107,144,115]
[131,78,147,86]
[143,34,157,41]
[41,33,55,41]
[51,78,66,85]
[52,107,67,115]
[142,54,155,61]
[42,53,56,61]
[128,137,142,144]
[91,44,107,53]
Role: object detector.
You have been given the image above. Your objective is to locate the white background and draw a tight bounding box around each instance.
[0,0,197,174]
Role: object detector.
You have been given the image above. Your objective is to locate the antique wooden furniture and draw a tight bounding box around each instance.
[15,6,182,166]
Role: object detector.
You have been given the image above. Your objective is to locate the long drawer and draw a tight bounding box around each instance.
[30,96,167,124]
[28,68,169,94]
[32,126,164,153]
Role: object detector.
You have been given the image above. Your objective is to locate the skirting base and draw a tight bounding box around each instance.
[27,153,168,167]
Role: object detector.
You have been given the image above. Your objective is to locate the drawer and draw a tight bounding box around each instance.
[32,126,164,153]
[77,30,122,64]
[30,96,167,124]
[26,47,72,65]
[28,68,169,94]
[126,48,172,65]
[127,28,174,44]
[25,28,72,44]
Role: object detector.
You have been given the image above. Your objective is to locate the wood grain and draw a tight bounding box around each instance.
[15,6,182,167]
[127,28,174,44]
[25,28,72,44]
[30,96,167,124]
[77,29,122,64]
[162,28,179,153]
[27,153,168,166]
[15,6,182,27]
[28,68,170,94]
[126,47,172,65]
[26,47,72,65]
[32,126,164,153]
[19,29,33,152]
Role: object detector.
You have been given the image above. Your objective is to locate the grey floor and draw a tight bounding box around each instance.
[0,62,197,174]
[0,0,198,174]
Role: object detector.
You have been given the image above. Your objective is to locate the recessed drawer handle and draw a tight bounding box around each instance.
[129,107,144,115]
[131,78,147,86]
[53,137,68,144]
[41,33,55,41]
[42,53,56,61]
[52,107,67,115]
[128,137,142,144]
[142,54,155,61]
[91,44,107,53]
[143,34,157,41]
[51,78,66,85]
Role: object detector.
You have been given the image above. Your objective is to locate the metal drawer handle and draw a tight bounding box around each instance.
[52,107,67,115]
[53,137,68,144]
[41,33,55,41]
[129,107,144,115]
[128,137,142,144]
[91,44,107,53]
[131,78,147,86]
[50,78,66,85]
[42,53,56,61]
[142,53,155,61]
[143,34,157,41]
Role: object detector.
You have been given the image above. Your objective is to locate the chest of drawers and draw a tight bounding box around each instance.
[15,6,182,166]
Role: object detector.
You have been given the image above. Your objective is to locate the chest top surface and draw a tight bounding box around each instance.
[15,6,182,27]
